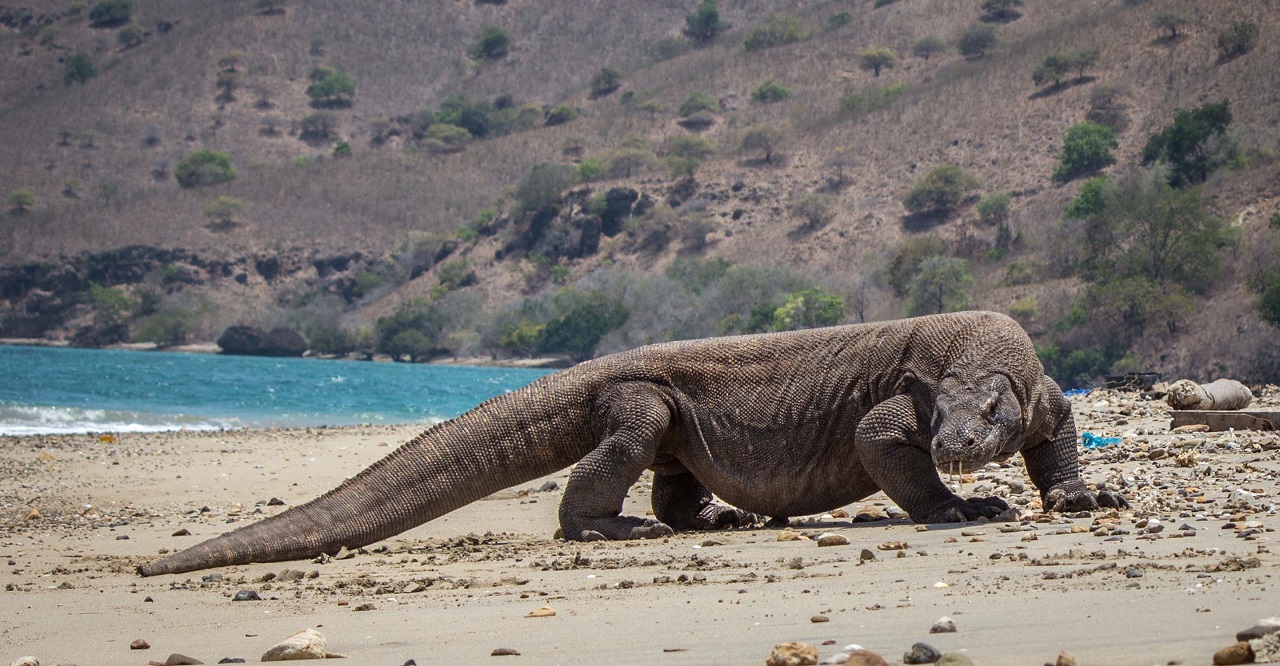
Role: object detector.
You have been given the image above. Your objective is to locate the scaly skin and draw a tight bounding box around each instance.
[137,311,1126,576]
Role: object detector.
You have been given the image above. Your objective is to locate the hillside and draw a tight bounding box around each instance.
[1,0,1278,384]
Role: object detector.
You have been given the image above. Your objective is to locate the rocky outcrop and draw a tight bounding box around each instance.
[217,325,308,357]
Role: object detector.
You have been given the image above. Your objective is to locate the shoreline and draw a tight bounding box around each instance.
[0,337,573,368]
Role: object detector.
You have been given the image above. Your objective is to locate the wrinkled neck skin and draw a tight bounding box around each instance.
[926,356,1038,474]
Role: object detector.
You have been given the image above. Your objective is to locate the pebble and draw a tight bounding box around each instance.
[524,606,556,618]
[810,615,830,623]
[930,617,957,633]
[202,574,223,583]
[24,509,41,522]
[902,641,942,664]
[859,548,876,561]
[1125,568,1143,578]
[817,533,849,547]
[538,481,558,492]
[353,603,376,611]
[266,497,286,506]
[1055,652,1077,666]
[1213,641,1253,665]
[278,569,306,582]
[877,541,908,551]
[261,628,326,662]
[1252,633,1280,662]
[131,639,151,650]
[9,659,39,666]
[491,648,521,656]
[217,660,246,664]
[778,530,807,542]
[163,654,203,665]
[1238,623,1280,642]
[935,654,973,666]
[232,590,261,601]
[172,529,191,536]
[766,642,818,666]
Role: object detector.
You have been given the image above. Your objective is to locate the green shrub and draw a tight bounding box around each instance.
[902,164,980,216]
[575,158,605,183]
[667,134,717,160]
[827,12,851,30]
[299,111,339,141]
[1064,175,1111,219]
[175,150,235,188]
[976,191,1010,225]
[907,257,972,316]
[470,26,510,61]
[684,0,727,44]
[772,287,844,331]
[1217,20,1259,59]
[306,68,355,105]
[63,52,97,84]
[332,140,351,157]
[840,83,907,116]
[958,24,998,57]
[1054,121,1117,182]
[1259,274,1280,326]
[751,80,792,104]
[1141,100,1232,186]
[545,105,577,126]
[423,123,471,154]
[740,124,784,163]
[202,196,250,228]
[117,23,144,47]
[515,163,572,213]
[887,234,945,297]
[88,0,130,26]
[744,13,805,52]
[8,187,36,212]
[134,305,197,345]
[80,282,135,325]
[649,36,691,62]
[790,193,835,231]
[980,0,1023,21]
[605,147,657,178]
[1032,54,1070,87]
[678,91,718,117]
[1002,260,1041,286]
[589,67,622,97]
[536,291,629,361]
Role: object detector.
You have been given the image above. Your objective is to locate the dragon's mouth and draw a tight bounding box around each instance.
[933,458,986,476]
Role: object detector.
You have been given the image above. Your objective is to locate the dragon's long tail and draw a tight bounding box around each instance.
[138,371,595,576]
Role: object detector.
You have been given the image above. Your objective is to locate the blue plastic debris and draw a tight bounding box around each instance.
[1081,432,1122,449]
[1063,388,1090,397]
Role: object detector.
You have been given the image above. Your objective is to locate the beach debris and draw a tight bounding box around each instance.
[1081,432,1122,449]
[842,650,889,666]
[278,569,306,582]
[9,658,39,666]
[1213,642,1253,665]
[778,530,808,541]
[217,660,246,664]
[267,497,287,506]
[261,628,327,661]
[161,654,203,665]
[232,590,261,601]
[902,642,942,664]
[810,615,830,623]
[1167,379,1252,410]
[929,616,957,634]
[816,533,849,547]
[491,648,520,656]
[859,548,876,561]
[353,603,376,611]
[524,606,556,618]
[1238,620,1280,642]
[172,528,191,536]
[131,639,152,650]
[935,654,973,666]
[766,641,818,666]
[23,508,41,522]
[1171,424,1211,434]
[538,481,558,492]
[1054,652,1077,666]
[877,541,908,551]
[36,451,55,463]
[1253,632,1280,663]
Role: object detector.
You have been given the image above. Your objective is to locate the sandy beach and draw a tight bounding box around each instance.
[2,390,1278,666]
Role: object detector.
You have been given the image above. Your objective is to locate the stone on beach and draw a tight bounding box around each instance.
[261,628,327,662]
[766,642,818,666]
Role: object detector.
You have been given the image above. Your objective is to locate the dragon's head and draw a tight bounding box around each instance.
[929,373,1025,474]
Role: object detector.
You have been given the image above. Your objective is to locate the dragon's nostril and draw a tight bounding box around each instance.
[964,436,976,448]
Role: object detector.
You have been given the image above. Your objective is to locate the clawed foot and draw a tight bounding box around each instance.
[691,503,762,530]
[916,496,1011,523]
[1044,482,1130,513]
[568,515,674,541]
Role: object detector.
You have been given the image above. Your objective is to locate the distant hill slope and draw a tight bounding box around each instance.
[1,0,1278,382]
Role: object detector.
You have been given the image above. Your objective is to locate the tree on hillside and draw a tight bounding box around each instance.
[1141,100,1232,186]
[958,24,998,57]
[751,80,791,104]
[306,67,355,107]
[744,13,805,52]
[299,111,340,141]
[88,0,131,27]
[912,36,946,61]
[907,257,972,316]
[887,235,945,297]
[678,91,718,117]
[859,47,898,77]
[175,150,236,188]
[63,52,97,84]
[1032,54,1070,88]
[684,0,728,45]
[469,26,510,61]
[981,0,1023,22]
[9,187,36,212]
[589,67,623,98]
[1070,49,1100,79]
[1054,121,1118,183]
[740,124,785,164]
[902,164,980,217]
[516,163,572,214]
[1154,11,1189,40]
[117,23,144,48]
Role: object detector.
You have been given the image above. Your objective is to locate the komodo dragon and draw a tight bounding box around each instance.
[138,310,1126,576]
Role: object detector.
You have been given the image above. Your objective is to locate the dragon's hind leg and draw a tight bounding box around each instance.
[652,470,760,531]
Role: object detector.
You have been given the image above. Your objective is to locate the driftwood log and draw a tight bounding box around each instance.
[1165,379,1253,411]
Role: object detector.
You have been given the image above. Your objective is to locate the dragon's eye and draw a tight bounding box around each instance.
[981,392,999,415]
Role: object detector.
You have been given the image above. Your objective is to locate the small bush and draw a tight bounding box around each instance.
[299,111,339,141]
[751,80,792,104]
[912,36,945,61]
[958,24,998,57]
[306,68,355,106]
[902,164,980,217]
[1086,85,1129,131]
[203,196,250,228]
[1064,175,1111,219]
[175,150,235,188]
[668,134,717,160]
[827,13,851,30]
[1260,275,1280,326]
[980,0,1023,21]
[684,0,728,44]
[1054,121,1117,183]
[516,163,572,213]
[1141,100,1231,186]
[1154,11,1190,39]
[545,105,577,126]
[332,140,351,158]
[9,187,36,212]
[907,257,973,316]
[575,158,605,183]
[678,91,718,117]
[976,191,1010,225]
[1218,20,1259,60]
[88,0,130,27]
[740,124,784,163]
[470,26,510,61]
[1032,53,1070,88]
[63,52,97,84]
[790,193,835,231]
[117,23,144,48]
[840,83,907,116]
[859,47,897,77]
[887,234,945,297]
[744,13,805,52]
[589,67,623,98]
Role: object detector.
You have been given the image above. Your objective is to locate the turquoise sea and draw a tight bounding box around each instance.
[0,345,551,436]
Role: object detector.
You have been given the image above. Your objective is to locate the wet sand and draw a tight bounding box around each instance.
[2,390,1277,665]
